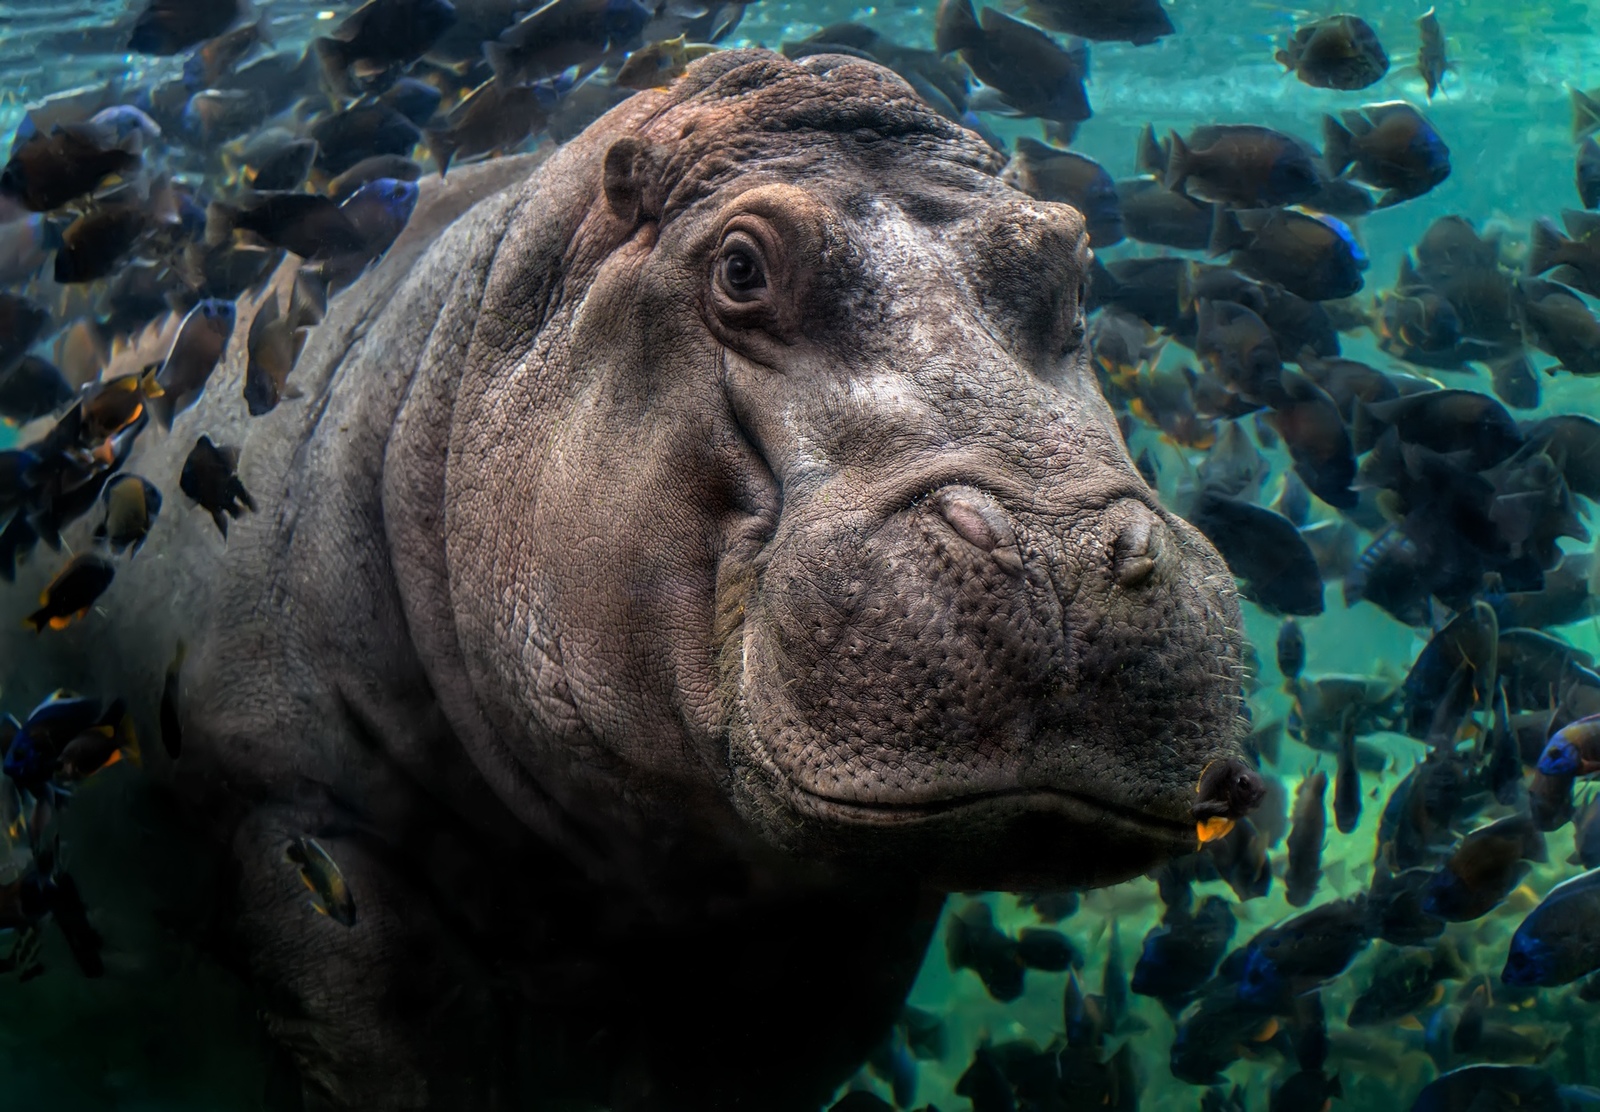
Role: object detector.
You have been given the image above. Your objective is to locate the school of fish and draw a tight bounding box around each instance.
[1,0,1600,1109]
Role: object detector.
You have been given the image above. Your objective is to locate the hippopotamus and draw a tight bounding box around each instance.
[5,50,1254,1110]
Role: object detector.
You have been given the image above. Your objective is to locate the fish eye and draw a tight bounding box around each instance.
[717,238,767,300]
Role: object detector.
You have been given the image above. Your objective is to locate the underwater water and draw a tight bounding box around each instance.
[2,0,1600,1110]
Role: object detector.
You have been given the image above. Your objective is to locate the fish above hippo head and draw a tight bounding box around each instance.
[445,49,1256,890]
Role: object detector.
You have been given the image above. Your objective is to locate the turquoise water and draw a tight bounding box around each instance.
[2,1,1600,1110]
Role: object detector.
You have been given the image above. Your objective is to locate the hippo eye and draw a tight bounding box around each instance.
[718,242,766,299]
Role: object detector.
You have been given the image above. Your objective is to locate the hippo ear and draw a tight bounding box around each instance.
[603,137,663,226]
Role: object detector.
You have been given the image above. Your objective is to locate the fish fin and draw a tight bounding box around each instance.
[1528,218,1570,276]
[934,0,981,55]
[210,509,229,537]
[1208,206,1243,259]
[1135,122,1166,175]
[1573,87,1600,144]
[1396,1014,1424,1031]
[423,127,458,179]
[1321,114,1355,177]
[482,41,520,87]
[1162,130,1191,193]
[313,37,354,99]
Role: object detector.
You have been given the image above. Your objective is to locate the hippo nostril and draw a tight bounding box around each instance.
[932,486,1023,574]
[1112,515,1161,588]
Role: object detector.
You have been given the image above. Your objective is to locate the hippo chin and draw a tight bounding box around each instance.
[9,50,1250,1110]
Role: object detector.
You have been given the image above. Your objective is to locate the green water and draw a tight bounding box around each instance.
[3,1,1600,1110]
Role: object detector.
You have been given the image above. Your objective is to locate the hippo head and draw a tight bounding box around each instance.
[449,50,1253,889]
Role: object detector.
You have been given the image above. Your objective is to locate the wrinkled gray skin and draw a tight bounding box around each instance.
[4,51,1247,1110]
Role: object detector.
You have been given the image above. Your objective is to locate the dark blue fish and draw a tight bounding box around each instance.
[1323,101,1450,208]
[1503,866,1600,986]
[1423,813,1545,922]
[1233,898,1370,1008]
[1132,894,1235,1004]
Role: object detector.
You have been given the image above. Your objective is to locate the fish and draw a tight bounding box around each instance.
[1333,712,1361,835]
[1424,814,1546,922]
[1170,983,1282,1085]
[615,34,719,89]
[1276,620,1305,683]
[1131,894,1235,1005]
[180,435,256,537]
[53,204,147,284]
[94,474,162,556]
[1285,770,1327,908]
[1519,278,1600,377]
[1276,15,1388,91]
[246,136,318,192]
[1417,8,1447,99]
[1115,177,1214,250]
[2,691,106,794]
[80,367,163,443]
[1209,208,1367,303]
[1014,926,1081,972]
[328,155,424,202]
[1163,125,1319,209]
[1348,940,1466,1028]
[1503,866,1600,986]
[284,836,357,927]
[1574,87,1600,144]
[310,103,424,178]
[945,899,1026,1002]
[1578,137,1600,209]
[935,0,1092,126]
[1267,369,1357,510]
[424,79,549,177]
[1002,139,1123,247]
[207,191,367,261]
[0,293,50,371]
[314,0,458,96]
[377,78,444,128]
[337,177,420,259]
[1323,102,1451,208]
[1233,898,1371,1009]
[0,355,73,424]
[152,298,236,427]
[1017,0,1172,45]
[0,125,139,212]
[54,699,140,782]
[181,14,272,91]
[1402,601,1500,736]
[953,1044,1013,1112]
[244,293,307,417]
[128,0,242,55]
[1526,209,1600,297]
[25,553,116,632]
[1411,1065,1578,1112]
[1568,790,1600,870]
[487,0,654,87]
[1187,489,1325,616]
[1194,299,1282,405]
[180,88,269,146]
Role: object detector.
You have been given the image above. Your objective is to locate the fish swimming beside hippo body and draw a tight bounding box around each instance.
[0,51,1256,1109]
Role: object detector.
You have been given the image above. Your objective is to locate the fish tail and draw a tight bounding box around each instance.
[1573,87,1600,143]
[23,607,49,633]
[210,508,230,537]
[1528,217,1571,277]
[1207,206,1243,259]
[483,41,521,87]
[313,37,353,100]
[424,127,460,179]
[254,11,275,48]
[934,0,982,56]
[1161,130,1190,193]
[203,200,238,249]
[1135,123,1166,176]
[1322,114,1355,177]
